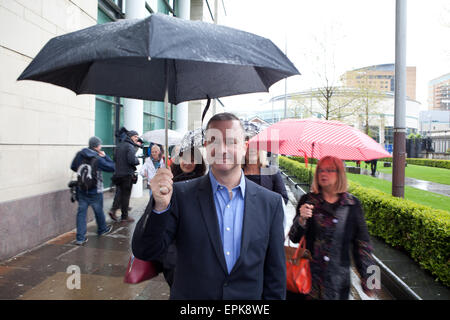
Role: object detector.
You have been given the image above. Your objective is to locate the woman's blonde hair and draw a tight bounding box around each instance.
[311,156,348,194]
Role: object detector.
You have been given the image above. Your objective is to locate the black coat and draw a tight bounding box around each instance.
[260,168,289,205]
[245,167,289,205]
[132,174,286,300]
[288,192,375,300]
[114,137,139,177]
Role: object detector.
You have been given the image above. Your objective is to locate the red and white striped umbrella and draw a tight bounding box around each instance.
[249,118,391,160]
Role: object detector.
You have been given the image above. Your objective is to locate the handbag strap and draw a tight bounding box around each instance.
[285,234,307,260]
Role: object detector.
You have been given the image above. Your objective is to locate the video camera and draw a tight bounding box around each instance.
[115,127,144,149]
[68,180,78,202]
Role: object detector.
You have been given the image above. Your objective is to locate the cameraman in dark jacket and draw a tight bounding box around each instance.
[109,130,141,222]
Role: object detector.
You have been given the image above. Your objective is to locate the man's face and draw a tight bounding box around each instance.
[204,120,247,173]
[131,135,139,144]
[93,144,102,153]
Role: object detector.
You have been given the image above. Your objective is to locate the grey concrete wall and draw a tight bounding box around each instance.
[0,189,77,260]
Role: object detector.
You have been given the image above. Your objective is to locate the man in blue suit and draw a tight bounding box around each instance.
[132,113,286,300]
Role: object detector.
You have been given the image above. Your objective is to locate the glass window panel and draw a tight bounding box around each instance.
[158,0,170,14]
[143,100,151,113]
[119,106,124,128]
[95,99,115,145]
[98,8,113,24]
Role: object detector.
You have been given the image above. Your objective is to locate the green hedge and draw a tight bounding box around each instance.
[293,155,450,170]
[279,156,450,287]
[289,156,318,165]
[378,157,450,169]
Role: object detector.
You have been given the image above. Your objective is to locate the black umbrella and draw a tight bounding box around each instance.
[18,13,300,165]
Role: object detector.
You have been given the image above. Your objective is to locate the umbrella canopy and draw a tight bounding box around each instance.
[17,13,300,104]
[249,118,391,161]
[142,129,184,146]
[17,13,299,167]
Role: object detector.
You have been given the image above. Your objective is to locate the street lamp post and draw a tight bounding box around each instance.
[392,0,407,198]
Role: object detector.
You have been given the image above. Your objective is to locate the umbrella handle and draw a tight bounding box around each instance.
[201,97,211,123]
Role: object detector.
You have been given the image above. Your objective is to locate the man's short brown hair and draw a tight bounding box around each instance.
[206,112,244,132]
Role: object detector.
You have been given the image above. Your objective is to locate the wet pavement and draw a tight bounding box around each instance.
[369,236,450,300]
[360,169,450,197]
[0,191,170,300]
[2,177,447,300]
[0,181,392,300]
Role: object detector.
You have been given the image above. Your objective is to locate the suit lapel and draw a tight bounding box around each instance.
[197,175,228,274]
[231,177,258,273]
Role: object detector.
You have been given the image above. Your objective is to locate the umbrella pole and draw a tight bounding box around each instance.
[309,142,315,189]
[164,61,169,168]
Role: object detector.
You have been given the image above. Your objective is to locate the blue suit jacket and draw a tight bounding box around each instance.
[132,174,286,300]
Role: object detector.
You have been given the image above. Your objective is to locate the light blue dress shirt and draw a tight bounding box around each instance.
[209,170,246,274]
[153,171,246,274]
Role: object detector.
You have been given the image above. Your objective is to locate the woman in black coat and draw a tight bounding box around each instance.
[288,156,376,300]
[242,146,289,205]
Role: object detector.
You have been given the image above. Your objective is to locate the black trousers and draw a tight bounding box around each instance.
[111,175,133,218]
[370,160,377,175]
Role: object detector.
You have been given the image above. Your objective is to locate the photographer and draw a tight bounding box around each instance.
[108,129,141,222]
[70,136,115,245]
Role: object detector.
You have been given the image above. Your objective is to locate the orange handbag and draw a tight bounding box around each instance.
[285,236,312,294]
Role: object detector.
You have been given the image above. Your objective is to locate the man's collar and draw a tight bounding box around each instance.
[209,169,246,196]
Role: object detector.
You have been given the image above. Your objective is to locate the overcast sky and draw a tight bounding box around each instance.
[218,0,450,113]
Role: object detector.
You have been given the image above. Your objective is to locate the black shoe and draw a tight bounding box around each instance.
[99,225,113,236]
[108,211,118,222]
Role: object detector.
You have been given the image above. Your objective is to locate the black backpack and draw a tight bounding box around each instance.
[76,156,99,192]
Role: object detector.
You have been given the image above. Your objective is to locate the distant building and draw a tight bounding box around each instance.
[341,63,417,100]
[234,88,421,149]
[248,116,270,129]
[419,110,450,133]
[428,73,450,111]
[418,110,450,154]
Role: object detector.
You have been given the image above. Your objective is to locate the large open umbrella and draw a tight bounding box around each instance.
[249,118,391,161]
[250,118,391,189]
[17,13,300,165]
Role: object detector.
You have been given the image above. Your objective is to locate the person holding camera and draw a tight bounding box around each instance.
[108,130,141,223]
[70,136,115,245]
